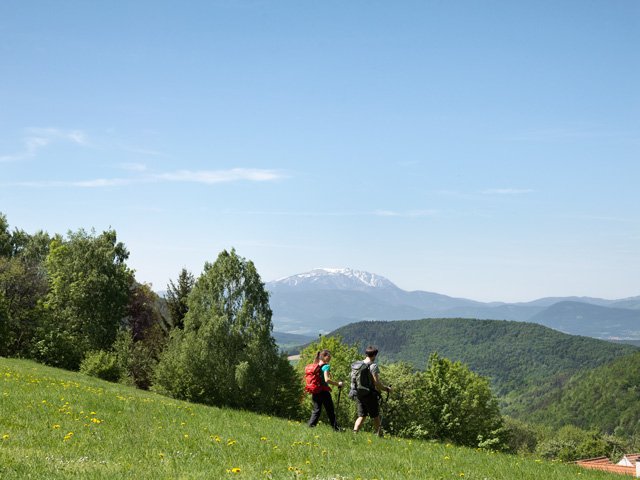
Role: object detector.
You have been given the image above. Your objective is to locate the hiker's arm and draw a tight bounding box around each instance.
[372,372,391,393]
[323,370,343,388]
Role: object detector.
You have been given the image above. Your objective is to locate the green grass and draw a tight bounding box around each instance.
[0,357,620,480]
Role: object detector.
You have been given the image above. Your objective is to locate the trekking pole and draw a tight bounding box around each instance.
[336,384,342,409]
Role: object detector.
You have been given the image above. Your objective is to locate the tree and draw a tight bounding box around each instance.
[117,282,167,389]
[33,229,133,369]
[165,268,194,329]
[153,249,299,415]
[416,353,504,448]
[0,225,52,357]
[0,213,11,257]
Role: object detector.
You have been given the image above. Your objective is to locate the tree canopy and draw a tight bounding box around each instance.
[154,249,300,416]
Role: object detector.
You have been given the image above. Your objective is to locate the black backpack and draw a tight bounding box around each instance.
[349,361,373,399]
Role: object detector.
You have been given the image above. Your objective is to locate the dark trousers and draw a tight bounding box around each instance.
[308,390,338,429]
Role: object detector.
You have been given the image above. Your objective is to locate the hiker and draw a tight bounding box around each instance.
[306,349,343,431]
[351,345,392,436]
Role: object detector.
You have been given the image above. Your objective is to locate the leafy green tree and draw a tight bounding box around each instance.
[0,213,11,257]
[34,229,133,369]
[154,249,299,415]
[0,229,52,357]
[417,353,504,448]
[165,268,194,329]
[115,282,168,389]
[298,335,360,429]
[377,362,426,438]
[0,292,10,355]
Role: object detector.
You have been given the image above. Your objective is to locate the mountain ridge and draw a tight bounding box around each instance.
[267,268,640,339]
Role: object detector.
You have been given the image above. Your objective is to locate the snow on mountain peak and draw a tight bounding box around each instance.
[272,268,398,291]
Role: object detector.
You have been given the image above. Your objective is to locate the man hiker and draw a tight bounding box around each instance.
[351,345,392,436]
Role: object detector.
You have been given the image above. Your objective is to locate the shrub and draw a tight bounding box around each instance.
[79,350,122,382]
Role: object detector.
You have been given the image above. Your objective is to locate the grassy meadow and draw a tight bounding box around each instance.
[0,357,620,480]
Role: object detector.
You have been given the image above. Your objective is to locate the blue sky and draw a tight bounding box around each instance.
[1,1,638,302]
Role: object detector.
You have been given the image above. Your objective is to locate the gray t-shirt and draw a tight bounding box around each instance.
[369,362,379,379]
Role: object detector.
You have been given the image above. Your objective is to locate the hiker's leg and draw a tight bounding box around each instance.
[353,416,365,432]
[373,415,381,436]
[322,392,338,430]
[308,394,323,427]
[353,397,369,432]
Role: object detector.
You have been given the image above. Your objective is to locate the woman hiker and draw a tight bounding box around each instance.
[307,349,343,431]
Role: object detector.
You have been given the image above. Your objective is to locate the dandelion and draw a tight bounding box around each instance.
[444,456,450,461]
[226,467,241,474]
[211,435,222,442]
[2,434,9,440]
[459,473,465,477]
[159,453,165,459]
[184,434,189,439]
[227,439,236,446]
[260,436,268,441]
[91,418,102,424]
[63,432,74,441]
[52,424,61,429]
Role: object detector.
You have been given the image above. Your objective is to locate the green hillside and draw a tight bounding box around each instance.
[330,318,638,416]
[0,357,620,480]
[528,351,640,436]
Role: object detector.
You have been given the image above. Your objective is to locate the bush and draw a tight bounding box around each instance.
[113,326,166,390]
[501,417,539,454]
[79,350,122,382]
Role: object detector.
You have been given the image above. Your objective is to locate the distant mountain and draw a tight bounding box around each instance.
[272,331,315,353]
[267,268,640,339]
[529,301,640,339]
[328,318,639,417]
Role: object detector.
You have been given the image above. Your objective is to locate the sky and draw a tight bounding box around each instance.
[1,1,638,303]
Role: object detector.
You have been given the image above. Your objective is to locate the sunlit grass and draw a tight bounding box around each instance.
[0,357,619,479]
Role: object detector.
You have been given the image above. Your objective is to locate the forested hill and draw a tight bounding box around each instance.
[330,318,638,415]
[527,350,640,437]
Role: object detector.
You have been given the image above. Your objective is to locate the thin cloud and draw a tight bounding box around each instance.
[0,128,89,162]
[3,168,287,188]
[119,145,166,157]
[228,209,438,218]
[119,163,148,172]
[153,168,286,184]
[481,188,534,195]
[8,178,136,188]
[374,209,438,217]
